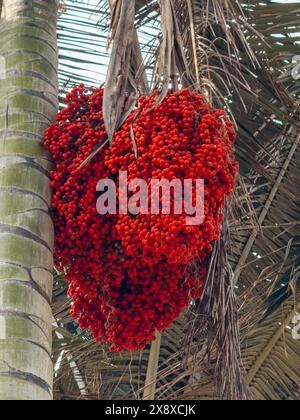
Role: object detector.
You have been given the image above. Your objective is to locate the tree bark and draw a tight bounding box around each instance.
[0,0,58,400]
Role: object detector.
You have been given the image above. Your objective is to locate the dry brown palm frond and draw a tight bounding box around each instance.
[154,0,195,102]
[103,0,149,144]
[184,207,252,400]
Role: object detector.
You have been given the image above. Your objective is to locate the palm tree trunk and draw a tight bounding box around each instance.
[0,0,58,400]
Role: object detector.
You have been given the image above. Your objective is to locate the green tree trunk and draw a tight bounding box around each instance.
[0,0,58,400]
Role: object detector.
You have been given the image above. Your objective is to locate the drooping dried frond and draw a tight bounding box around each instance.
[154,0,195,101]
[103,0,140,143]
[186,208,252,400]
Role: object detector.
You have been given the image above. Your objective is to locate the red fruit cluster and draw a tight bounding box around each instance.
[45,84,238,352]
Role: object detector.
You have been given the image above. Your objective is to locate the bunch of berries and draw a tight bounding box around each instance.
[45,85,238,352]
